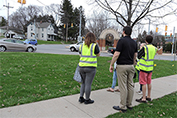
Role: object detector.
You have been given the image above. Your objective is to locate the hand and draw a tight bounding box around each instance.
[109,66,113,73]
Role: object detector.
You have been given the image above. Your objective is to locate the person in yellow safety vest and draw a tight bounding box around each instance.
[136,35,157,103]
[135,43,146,95]
[78,32,100,105]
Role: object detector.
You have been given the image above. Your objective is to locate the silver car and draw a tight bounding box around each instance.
[0,38,37,52]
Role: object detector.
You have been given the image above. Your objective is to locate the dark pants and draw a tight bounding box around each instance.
[79,67,96,100]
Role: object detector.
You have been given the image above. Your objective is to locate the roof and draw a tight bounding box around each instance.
[37,22,51,28]
[1,26,24,34]
[28,22,52,28]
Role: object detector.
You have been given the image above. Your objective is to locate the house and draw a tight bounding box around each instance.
[27,22,57,41]
[0,26,25,38]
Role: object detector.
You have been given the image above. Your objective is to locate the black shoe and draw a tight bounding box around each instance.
[79,97,85,103]
[113,106,127,113]
[146,96,151,101]
[127,106,133,110]
[136,97,147,103]
[84,99,94,104]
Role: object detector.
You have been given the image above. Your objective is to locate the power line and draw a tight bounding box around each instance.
[3,3,13,34]
[36,0,46,6]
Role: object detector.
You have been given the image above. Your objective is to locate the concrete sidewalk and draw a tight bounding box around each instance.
[0,75,177,118]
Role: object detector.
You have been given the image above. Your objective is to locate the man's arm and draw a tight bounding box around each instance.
[109,51,120,72]
[96,53,100,57]
[134,52,137,65]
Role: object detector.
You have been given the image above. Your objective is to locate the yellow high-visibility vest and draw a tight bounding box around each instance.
[79,43,97,67]
[135,58,140,71]
[139,44,157,72]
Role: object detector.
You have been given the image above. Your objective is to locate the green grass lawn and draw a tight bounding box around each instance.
[107,92,177,118]
[0,52,176,109]
[19,39,77,45]
[37,40,76,45]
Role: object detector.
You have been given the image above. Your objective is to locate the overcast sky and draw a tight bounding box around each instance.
[0,0,95,17]
[0,0,177,35]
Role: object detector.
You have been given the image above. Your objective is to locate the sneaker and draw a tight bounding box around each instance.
[136,90,141,93]
[113,106,127,113]
[79,97,85,103]
[84,99,94,104]
[138,91,142,95]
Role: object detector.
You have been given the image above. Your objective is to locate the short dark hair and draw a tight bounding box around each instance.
[123,26,132,36]
[146,35,153,43]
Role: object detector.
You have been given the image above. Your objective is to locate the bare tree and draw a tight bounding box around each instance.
[9,5,43,31]
[86,11,119,39]
[45,4,61,25]
[89,0,177,28]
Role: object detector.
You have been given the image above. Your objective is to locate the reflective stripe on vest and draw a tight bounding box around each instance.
[139,45,156,71]
[135,61,140,71]
[79,43,97,67]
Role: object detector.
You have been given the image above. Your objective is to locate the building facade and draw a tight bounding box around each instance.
[27,22,57,41]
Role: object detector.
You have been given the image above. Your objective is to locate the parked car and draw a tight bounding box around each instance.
[0,38,37,52]
[23,39,38,45]
[108,47,116,54]
[13,36,24,40]
[69,41,83,52]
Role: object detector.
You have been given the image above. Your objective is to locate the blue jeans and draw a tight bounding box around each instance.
[111,69,117,89]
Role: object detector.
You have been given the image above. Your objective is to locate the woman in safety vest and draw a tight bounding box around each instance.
[78,32,100,104]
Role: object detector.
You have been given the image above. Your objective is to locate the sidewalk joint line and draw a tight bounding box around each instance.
[63,98,94,118]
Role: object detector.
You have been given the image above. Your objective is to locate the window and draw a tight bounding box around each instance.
[4,39,12,42]
[42,28,44,31]
[42,33,44,38]
[37,34,38,37]
[31,33,33,37]
[16,40,23,44]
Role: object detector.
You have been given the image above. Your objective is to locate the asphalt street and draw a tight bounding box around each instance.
[35,44,177,61]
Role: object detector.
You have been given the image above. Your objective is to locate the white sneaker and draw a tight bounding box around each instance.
[138,91,142,95]
[136,90,141,93]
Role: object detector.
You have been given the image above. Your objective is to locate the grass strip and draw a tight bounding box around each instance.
[107,92,177,118]
[0,52,176,108]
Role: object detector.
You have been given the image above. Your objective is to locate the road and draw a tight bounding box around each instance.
[35,44,112,57]
[35,44,177,61]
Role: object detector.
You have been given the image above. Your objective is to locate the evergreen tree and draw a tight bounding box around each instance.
[60,0,74,41]
[0,17,7,26]
[59,0,86,41]
[80,6,86,37]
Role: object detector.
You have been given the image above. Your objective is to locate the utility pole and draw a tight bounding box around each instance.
[66,23,68,42]
[148,18,150,34]
[3,3,13,37]
[78,6,82,42]
[34,19,36,39]
[171,27,175,55]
